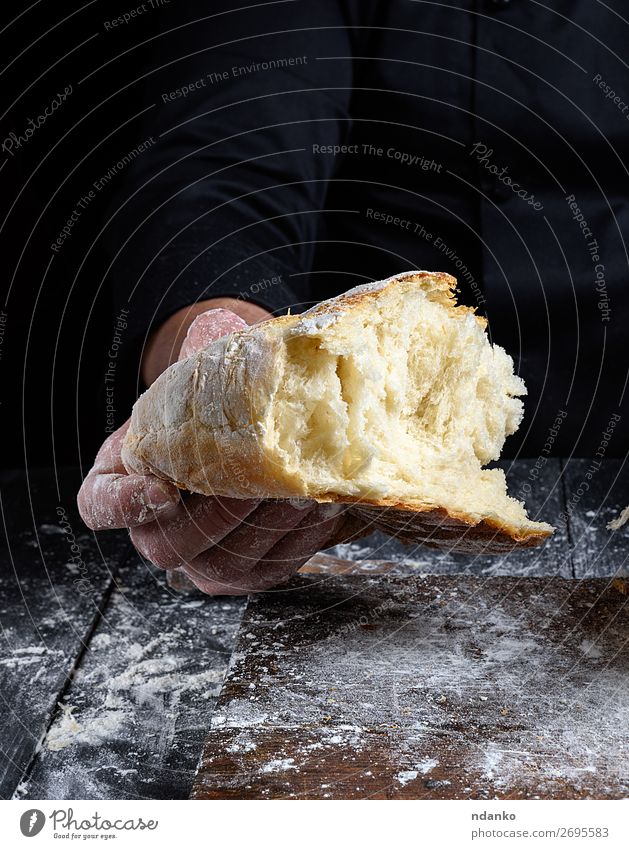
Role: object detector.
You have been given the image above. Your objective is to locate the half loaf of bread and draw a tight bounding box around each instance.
[122,271,553,553]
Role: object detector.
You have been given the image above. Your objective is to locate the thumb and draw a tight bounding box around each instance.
[178,308,248,359]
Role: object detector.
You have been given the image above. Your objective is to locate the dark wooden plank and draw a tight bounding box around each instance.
[193,573,629,799]
[325,459,571,577]
[20,560,245,800]
[561,458,629,578]
[0,468,128,799]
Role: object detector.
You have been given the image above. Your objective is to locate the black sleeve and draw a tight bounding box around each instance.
[105,0,355,353]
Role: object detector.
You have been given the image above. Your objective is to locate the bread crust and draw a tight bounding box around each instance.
[322,496,550,553]
[122,271,552,554]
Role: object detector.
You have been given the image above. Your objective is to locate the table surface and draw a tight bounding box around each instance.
[1,459,627,800]
[193,571,629,800]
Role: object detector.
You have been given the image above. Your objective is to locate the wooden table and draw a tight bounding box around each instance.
[0,467,245,800]
[1,459,628,799]
[193,569,629,799]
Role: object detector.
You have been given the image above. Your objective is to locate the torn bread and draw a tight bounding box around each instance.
[122,271,553,553]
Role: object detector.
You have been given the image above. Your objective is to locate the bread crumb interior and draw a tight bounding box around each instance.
[265,283,549,535]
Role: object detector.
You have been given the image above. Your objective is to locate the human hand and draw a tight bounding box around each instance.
[77,309,247,533]
[78,308,356,594]
[130,495,349,595]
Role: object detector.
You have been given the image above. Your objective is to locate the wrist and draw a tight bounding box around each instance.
[141,297,272,386]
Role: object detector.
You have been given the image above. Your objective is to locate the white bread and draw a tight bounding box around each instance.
[122,271,553,552]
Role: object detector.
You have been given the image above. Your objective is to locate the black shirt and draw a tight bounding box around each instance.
[106,0,629,457]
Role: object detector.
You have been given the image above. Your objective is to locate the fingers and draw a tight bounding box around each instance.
[178,309,248,359]
[181,502,345,595]
[181,560,304,597]
[252,503,346,580]
[181,500,315,591]
[77,472,181,531]
[91,420,131,475]
[77,419,181,530]
[79,311,248,534]
[129,494,260,570]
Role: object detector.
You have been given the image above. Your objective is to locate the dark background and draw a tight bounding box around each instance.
[1,1,628,471]
[0,2,156,470]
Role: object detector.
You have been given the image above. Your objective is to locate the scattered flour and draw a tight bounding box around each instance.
[220,578,629,796]
[579,639,603,659]
[395,770,419,786]
[260,757,297,774]
[90,633,112,649]
[0,646,64,669]
[44,631,226,751]
[47,703,125,751]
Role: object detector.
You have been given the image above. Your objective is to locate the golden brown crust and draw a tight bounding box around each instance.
[304,270,485,326]
[317,493,550,553]
[246,270,483,332]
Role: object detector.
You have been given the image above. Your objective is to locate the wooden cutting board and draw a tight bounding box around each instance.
[191,562,629,799]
